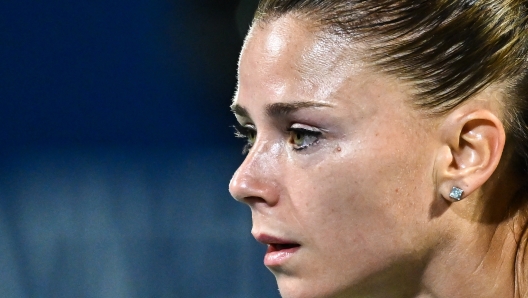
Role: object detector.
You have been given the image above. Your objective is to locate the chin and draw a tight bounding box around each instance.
[276,276,352,298]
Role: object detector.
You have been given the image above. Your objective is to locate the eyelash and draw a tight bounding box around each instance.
[233,123,322,154]
[233,124,256,154]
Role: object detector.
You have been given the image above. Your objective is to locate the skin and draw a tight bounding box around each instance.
[229,15,524,298]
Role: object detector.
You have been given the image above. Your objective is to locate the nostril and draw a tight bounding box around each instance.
[241,196,268,205]
[229,182,265,205]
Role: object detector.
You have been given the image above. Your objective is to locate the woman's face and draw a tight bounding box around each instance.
[230,16,443,298]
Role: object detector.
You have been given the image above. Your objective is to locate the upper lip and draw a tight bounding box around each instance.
[253,233,300,246]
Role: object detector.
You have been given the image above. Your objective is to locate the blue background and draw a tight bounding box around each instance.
[0,0,280,296]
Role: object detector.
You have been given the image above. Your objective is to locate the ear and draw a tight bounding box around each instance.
[435,105,506,202]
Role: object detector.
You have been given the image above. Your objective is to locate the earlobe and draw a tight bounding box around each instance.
[435,108,506,202]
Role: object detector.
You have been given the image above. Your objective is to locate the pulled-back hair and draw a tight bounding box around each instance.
[251,0,528,295]
[253,0,528,173]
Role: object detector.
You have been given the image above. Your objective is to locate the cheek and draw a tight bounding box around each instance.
[283,129,433,247]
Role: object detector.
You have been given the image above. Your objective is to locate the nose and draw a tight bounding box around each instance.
[229,141,281,207]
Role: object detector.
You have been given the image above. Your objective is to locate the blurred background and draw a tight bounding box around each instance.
[0,0,280,297]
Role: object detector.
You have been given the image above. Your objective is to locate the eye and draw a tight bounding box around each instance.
[287,124,322,151]
[233,123,257,154]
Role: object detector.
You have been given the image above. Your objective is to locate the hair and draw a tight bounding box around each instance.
[250,0,528,295]
[252,0,528,169]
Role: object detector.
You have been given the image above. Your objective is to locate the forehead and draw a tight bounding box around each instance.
[238,16,365,98]
[235,15,418,123]
[251,18,353,70]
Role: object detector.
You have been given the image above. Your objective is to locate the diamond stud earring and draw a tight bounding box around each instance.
[449,186,464,201]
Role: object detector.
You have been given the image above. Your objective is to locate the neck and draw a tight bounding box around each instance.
[515,220,528,298]
[419,172,528,298]
[420,220,519,298]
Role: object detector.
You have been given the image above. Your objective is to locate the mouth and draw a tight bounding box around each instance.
[267,243,301,252]
[255,234,301,267]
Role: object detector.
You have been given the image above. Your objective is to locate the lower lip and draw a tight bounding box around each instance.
[263,246,300,267]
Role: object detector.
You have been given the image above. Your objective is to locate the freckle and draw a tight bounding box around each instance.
[395,188,399,193]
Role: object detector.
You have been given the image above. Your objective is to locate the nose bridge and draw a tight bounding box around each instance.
[229,139,281,205]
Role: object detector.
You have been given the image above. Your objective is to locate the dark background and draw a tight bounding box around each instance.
[0,0,280,297]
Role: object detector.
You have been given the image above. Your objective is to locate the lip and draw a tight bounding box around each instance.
[254,234,301,267]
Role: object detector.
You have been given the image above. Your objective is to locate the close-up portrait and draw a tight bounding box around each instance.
[0,0,527,297]
[230,0,528,297]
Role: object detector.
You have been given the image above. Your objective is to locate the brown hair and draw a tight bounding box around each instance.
[253,0,528,170]
[251,0,528,295]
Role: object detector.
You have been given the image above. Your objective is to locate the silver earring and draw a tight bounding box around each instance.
[449,186,464,201]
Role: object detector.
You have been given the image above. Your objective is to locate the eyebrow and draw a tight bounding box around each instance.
[230,101,333,118]
[230,104,250,118]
